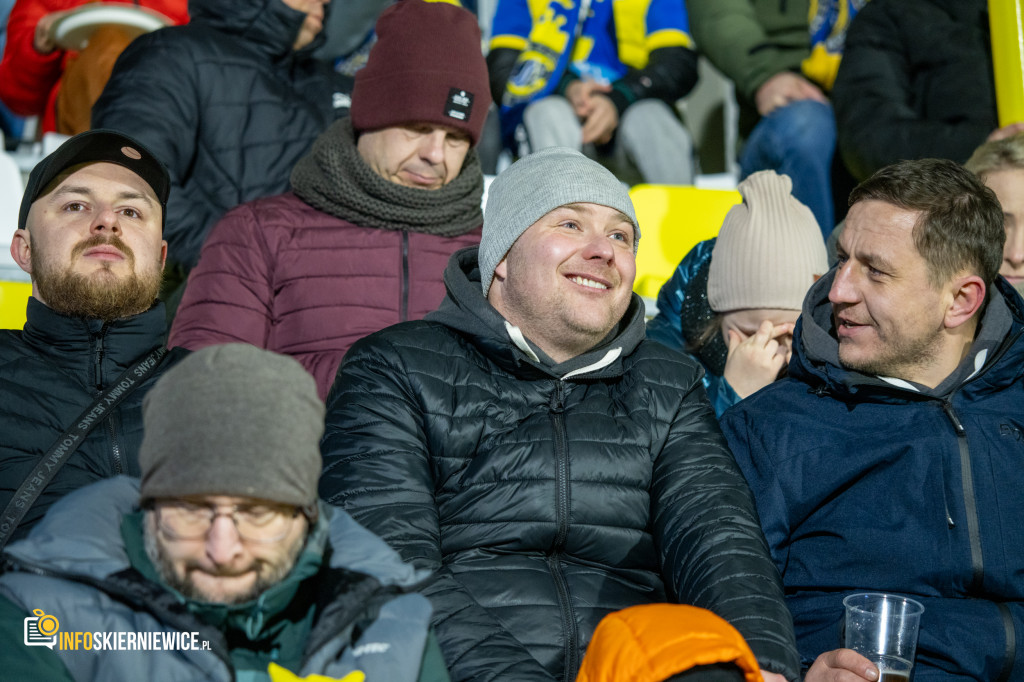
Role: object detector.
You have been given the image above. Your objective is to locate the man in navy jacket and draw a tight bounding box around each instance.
[722,157,1024,681]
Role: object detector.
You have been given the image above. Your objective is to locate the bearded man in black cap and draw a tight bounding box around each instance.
[0,128,186,545]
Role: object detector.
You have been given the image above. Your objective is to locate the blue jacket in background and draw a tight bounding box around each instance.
[647,238,740,417]
[721,271,1024,680]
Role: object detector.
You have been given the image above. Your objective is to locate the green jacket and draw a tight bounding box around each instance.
[688,0,812,104]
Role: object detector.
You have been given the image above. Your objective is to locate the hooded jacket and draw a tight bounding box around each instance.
[0,477,448,682]
[320,247,799,682]
[0,299,186,542]
[721,272,1024,680]
[832,0,997,181]
[91,0,353,270]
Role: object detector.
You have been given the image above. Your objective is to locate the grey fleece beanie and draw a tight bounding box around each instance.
[479,147,640,295]
[139,344,323,507]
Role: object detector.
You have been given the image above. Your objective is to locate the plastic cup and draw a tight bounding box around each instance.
[843,593,924,680]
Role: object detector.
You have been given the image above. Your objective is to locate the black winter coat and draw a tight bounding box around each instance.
[0,299,186,541]
[92,0,353,269]
[832,0,997,181]
[320,248,799,682]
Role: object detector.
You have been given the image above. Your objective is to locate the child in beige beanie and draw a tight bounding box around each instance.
[647,171,828,416]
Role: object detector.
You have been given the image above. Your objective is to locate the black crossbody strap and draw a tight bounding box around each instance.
[0,346,169,550]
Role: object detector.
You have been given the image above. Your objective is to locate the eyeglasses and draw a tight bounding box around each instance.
[154,500,302,544]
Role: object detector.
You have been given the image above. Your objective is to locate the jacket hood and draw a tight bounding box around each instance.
[426,247,647,380]
[790,268,1024,402]
[188,0,325,58]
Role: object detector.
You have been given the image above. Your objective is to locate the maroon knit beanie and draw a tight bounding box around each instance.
[351,0,489,145]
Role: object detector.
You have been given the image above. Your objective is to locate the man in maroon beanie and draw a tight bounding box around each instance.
[168,0,488,401]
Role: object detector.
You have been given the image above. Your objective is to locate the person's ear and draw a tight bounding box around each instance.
[944,274,986,329]
[11,229,32,275]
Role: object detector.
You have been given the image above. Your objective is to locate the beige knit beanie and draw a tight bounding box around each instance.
[707,171,828,312]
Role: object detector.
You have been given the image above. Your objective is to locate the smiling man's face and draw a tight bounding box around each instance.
[487,202,636,363]
[12,161,166,320]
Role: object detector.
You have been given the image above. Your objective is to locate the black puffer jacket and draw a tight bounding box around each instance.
[832,0,996,181]
[92,0,353,269]
[0,299,187,541]
[320,248,799,682]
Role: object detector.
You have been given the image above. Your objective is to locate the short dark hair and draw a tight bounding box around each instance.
[848,158,1005,286]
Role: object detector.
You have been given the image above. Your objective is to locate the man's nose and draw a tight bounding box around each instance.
[89,206,121,234]
[419,131,447,165]
[828,263,858,305]
[205,515,245,566]
[580,230,615,261]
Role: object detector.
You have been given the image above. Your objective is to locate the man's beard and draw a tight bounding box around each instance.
[31,234,162,321]
[143,518,305,605]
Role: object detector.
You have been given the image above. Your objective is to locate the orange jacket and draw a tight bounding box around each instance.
[576,604,763,682]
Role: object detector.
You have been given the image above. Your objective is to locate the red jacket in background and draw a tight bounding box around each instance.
[168,191,482,401]
[0,0,189,132]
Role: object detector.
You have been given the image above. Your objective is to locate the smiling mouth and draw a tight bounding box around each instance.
[568,275,610,290]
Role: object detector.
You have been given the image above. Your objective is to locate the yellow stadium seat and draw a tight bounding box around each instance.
[629,184,742,300]
[0,279,32,330]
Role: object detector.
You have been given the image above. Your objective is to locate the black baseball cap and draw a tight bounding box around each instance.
[17,129,171,232]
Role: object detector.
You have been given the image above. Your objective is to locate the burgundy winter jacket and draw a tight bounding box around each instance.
[168,191,481,399]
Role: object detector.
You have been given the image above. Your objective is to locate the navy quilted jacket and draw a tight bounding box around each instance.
[721,273,1024,680]
[320,247,799,682]
[92,0,353,269]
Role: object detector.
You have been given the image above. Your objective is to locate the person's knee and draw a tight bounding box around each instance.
[619,99,692,153]
[523,96,581,150]
[766,100,836,156]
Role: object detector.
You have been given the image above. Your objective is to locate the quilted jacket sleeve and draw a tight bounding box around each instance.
[320,335,557,682]
[169,203,274,353]
[91,30,202,266]
[649,356,799,681]
[646,238,715,352]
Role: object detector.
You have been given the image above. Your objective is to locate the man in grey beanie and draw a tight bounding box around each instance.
[321,148,799,682]
[0,344,451,682]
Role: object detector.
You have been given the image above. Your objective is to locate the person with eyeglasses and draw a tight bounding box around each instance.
[0,343,451,682]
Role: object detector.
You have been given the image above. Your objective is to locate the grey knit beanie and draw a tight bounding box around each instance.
[139,344,323,507]
[479,147,639,295]
[707,170,827,312]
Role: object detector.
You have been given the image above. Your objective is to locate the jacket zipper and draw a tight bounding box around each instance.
[547,381,580,680]
[92,326,124,475]
[400,231,410,322]
[943,396,1019,680]
[107,412,124,475]
[941,400,983,589]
